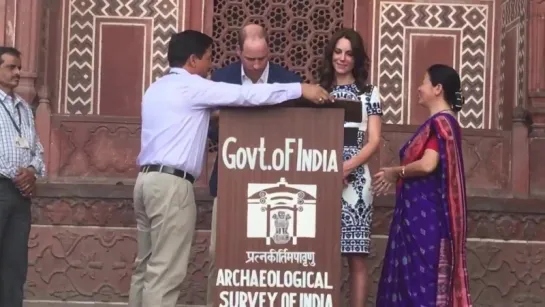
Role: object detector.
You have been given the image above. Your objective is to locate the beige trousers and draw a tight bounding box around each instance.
[206,197,218,306]
[128,172,197,307]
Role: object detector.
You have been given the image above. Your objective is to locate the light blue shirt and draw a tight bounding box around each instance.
[0,90,45,179]
[137,67,302,178]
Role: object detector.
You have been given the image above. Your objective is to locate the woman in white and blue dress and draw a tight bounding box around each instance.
[318,28,382,307]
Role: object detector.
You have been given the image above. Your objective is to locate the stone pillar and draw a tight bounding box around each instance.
[7,0,51,177]
[12,0,43,104]
[511,105,530,198]
[528,0,545,114]
[527,0,545,196]
[0,0,17,46]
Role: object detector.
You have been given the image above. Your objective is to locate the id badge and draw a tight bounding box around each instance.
[15,136,30,149]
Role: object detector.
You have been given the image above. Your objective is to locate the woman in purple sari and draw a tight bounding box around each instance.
[372,64,472,307]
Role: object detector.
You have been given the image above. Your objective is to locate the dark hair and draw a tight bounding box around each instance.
[238,25,268,50]
[167,30,213,67]
[318,28,370,92]
[427,64,465,112]
[0,46,21,65]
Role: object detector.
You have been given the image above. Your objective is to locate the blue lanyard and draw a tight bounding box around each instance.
[0,97,22,136]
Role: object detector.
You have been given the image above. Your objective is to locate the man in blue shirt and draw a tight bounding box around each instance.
[206,24,302,305]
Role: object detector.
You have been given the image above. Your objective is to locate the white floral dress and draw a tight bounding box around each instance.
[330,83,382,254]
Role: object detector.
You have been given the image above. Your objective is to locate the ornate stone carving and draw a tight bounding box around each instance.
[31,198,136,227]
[374,1,495,128]
[31,228,542,306]
[211,0,345,82]
[31,196,213,230]
[59,0,180,114]
[527,0,545,107]
[347,239,545,306]
[376,129,510,196]
[25,227,209,304]
[499,0,527,127]
[27,192,545,305]
[51,118,141,177]
[83,126,141,175]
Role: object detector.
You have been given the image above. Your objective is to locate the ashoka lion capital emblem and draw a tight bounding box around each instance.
[272,211,292,244]
[246,178,317,246]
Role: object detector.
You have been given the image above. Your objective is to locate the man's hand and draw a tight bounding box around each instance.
[211,110,220,122]
[301,84,334,104]
[14,167,36,198]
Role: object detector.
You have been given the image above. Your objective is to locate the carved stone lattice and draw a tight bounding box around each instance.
[211,0,345,82]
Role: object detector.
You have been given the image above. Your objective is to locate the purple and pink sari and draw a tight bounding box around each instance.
[376,112,472,307]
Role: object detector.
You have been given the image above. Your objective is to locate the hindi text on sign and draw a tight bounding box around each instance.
[246,249,316,267]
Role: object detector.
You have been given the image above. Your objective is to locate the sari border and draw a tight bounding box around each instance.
[432,114,472,306]
[436,238,452,307]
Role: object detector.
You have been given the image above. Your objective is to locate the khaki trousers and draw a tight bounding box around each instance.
[129,172,197,307]
[206,197,218,306]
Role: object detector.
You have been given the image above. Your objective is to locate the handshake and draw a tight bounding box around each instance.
[301,84,335,105]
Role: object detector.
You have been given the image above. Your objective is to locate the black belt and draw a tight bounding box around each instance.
[140,165,195,184]
[344,127,362,147]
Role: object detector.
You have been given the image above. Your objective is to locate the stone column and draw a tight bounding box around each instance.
[528,0,545,114]
[12,0,43,104]
[511,105,530,198]
[35,85,51,176]
[9,0,51,177]
[527,0,545,196]
[0,0,17,46]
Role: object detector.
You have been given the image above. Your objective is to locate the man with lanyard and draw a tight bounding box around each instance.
[0,46,45,307]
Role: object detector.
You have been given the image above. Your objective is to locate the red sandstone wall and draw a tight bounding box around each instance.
[0,0,543,306]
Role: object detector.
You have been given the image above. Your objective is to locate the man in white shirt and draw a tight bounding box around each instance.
[128,30,331,307]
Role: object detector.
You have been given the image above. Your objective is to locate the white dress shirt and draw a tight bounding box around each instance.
[241,62,269,84]
[137,67,302,178]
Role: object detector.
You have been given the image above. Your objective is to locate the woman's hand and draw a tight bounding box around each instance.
[372,167,399,195]
[343,161,355,178]
[342,161,356,185]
